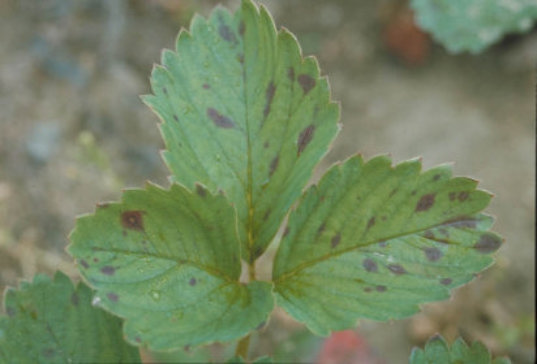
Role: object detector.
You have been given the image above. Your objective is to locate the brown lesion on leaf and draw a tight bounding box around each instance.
[189,277,197,286]
[6,307,16,317]
[415,193,435,212]
[100,266,116,275]
[448,192,457,201]
[79,259,89,269]
[173,114,179,122]
[121,210,145,232]
[474,234,502,254]
[363,258,378,272]
[317,222,326,235]
[330,233,341,248]
[443,216,478,229]
[297,124,315,156]
[298,74,315,94]
[423,247,443,262]
[458,191,469,202]
[433,174,441,181]
[440,278,452,285]
[71,293,79,306]
[287,67,295,82]
[389,188,398,197]
[263,81,276,118]
[195,184,207,197]
[207,107,235,128]
[366,217,376,230]
[375,285,387,292]
[283,226,290,237]
[107,292,119,302]
[387,264,407,275]
[239,21,245,36]
[202,83,210,89]
[162,87,168,95]
[263,209,271,222]
[217,15,237,43]
[269,155,279,177]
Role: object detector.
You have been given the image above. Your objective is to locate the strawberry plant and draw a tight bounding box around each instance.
[1,0,508,362]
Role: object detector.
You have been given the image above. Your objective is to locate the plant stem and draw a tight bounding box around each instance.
[235,260,255,359]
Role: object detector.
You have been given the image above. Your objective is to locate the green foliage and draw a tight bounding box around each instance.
[1,0,506,362]
[273,155,501,335]
[68,183,273,351]
[0,272,140,363]
[411,0,537,53]
[143,0,339,263]
[410,334,512,364]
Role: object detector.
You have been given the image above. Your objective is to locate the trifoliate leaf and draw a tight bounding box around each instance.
[143,0,339,262]
[0,272,140,363]
[68,183,273,351]
[409,334,512,364]
[273,155,502,335]
[411,0,537,53]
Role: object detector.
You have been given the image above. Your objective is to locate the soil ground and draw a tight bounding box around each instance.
[0,1,534,363]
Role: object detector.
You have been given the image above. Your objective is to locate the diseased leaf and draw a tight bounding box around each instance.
[68,183,273,351]
[273,155,502,335]
[143,0,339,262]
[411,0,537,53]
[0,272,140,363]
[409,334,512,364]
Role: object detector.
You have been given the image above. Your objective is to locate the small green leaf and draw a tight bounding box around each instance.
[409,334,512,363]
[143,0,339,262]
[0,272,140,363]
[68,183,273,351]
[411,0,537,53]
[227,355,273,363]
[273,155,502,335]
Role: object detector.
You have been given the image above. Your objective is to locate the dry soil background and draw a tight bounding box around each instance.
[0,1,534,363]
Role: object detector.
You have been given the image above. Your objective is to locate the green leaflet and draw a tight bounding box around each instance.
[227,355,273,363]
[143,0,339,262]
[0,272,140,363]
[411,0,537,53]
[68,183,273,351]
[410,334,512,364]
[273,155,502,335]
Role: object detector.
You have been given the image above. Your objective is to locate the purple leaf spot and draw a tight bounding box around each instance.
[107,292,119,302]
[269,155,279,177]
[331,233,341,248]
[375,285,387,292]
[207,108,235,128]
[100,266,116,275]
[71,293,79,306]
[363,258,378,272]
[297,124,315,156]
[388,264,407,275]
[474,234,502,254]
[263,81,276,118]
[189,277,197,286]
[298,74,315,94]
[195,184,207,197]
[80,259,89,269]
[440,278,452,285]
[366,217,376,229]
[423,247,443,262]
[458,191,469,202]
[416,193,435,212]
[121,210,145,232]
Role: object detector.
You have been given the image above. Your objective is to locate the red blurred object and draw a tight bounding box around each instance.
[316,330,383,364]
[382,7,430,66]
